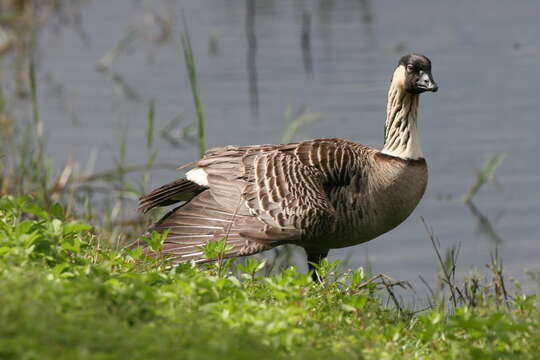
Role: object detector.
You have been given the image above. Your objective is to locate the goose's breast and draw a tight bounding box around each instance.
[331,157,428,248]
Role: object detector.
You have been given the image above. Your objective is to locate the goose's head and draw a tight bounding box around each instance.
[394,53,438,94]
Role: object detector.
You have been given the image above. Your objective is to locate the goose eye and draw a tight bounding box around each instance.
[406,64,414,72]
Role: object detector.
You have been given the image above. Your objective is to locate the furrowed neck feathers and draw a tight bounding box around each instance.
[381,66,423,160]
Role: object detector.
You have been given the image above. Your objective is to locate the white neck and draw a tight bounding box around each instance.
[381,66,423,160]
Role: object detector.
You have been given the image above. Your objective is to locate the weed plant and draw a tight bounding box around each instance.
[0,196,539,359]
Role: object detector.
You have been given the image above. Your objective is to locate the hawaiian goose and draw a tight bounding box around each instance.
[139,53,438,275]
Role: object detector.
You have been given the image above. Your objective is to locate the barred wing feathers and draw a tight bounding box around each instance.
[149,191,272,263]
[140,138,372,263]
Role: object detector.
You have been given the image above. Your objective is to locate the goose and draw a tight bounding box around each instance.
[138,53,438,278]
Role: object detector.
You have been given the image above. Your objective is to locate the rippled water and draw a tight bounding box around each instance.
[12,0,540,290]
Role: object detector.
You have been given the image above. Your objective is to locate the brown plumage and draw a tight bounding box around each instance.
[138,53,438,273]
[138,178,206,213]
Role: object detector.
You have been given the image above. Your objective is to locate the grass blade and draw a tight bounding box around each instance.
[180,20,205,157]
[146,100,155,150]
[29,57,39,128]
[280,108,321,144]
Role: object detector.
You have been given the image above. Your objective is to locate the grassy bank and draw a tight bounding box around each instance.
[0,195,538,359]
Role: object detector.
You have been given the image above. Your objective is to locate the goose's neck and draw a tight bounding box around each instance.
[381,76,423,160]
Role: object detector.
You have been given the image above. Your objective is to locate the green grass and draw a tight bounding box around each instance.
[0,195,539,360]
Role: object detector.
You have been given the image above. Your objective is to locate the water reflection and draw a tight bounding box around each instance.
[100,70,141,102]
[301,10,313,76]
[466,201,504,245]
[245,0,259,116]
[358,0,374,24]
[358,0,375,47]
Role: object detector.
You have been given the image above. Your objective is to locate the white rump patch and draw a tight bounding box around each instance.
[186,167,209,186]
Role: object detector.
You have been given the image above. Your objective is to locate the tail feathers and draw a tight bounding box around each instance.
[146,191,271,265]
[159,237,256,264]
[138,178,206,213]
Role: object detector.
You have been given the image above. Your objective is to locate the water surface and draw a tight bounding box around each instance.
[16,0,540,292]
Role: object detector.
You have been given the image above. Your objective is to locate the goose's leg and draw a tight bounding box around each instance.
[306,250,329,282]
